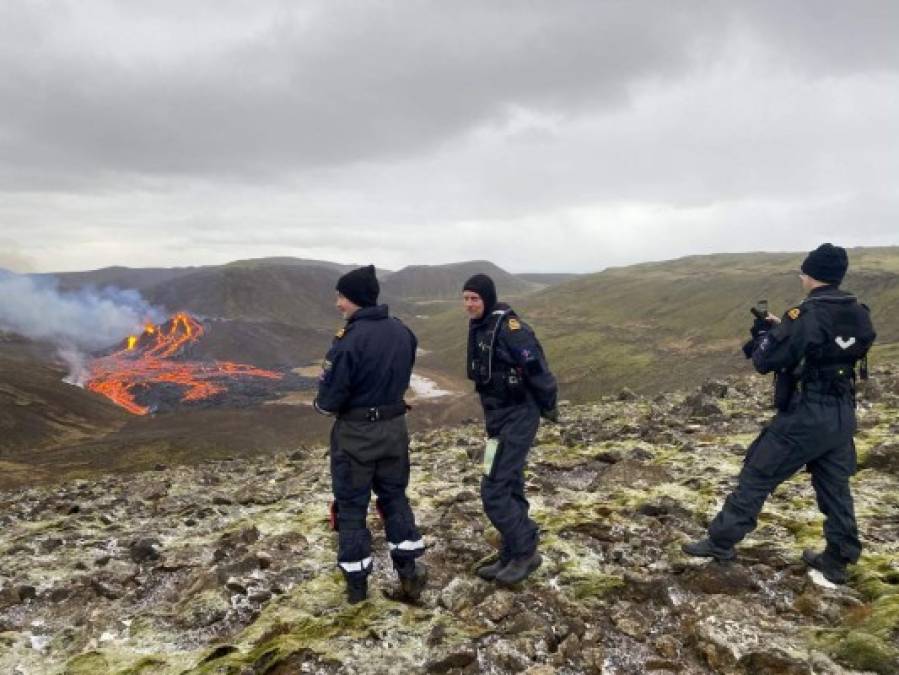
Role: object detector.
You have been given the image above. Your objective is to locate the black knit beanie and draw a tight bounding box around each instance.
[801,243,848,285]
[462,273,497,313]
[336,265,379,308]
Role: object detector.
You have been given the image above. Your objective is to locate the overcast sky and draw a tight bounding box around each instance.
[1,1,897,274]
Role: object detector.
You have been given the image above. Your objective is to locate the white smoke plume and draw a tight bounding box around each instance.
[0,271,165,383]
[58,345,92,387]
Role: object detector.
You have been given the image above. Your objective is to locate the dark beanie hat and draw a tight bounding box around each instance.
[463,273,497,313]
[801,243,848,285]
[336,265,379,307]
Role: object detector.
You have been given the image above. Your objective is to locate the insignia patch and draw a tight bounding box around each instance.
[787,308,801,321]
[835,336,857,350]
[335,328,346,339]
[508,318,521,331]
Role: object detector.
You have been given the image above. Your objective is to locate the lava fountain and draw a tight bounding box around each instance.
[87,312,283,415]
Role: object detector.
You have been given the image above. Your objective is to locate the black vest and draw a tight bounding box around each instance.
[467,307,526,404]
[801,290,876,392]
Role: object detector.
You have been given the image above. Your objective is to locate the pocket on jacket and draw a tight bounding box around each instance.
[745,428,791,477]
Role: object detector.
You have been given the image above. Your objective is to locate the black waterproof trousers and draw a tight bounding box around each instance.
[708,393,861,562]
[330,416,424,580]
[482,400,541,561]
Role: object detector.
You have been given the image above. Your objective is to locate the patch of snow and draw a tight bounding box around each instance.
[28,634,50,652]
[409,374,451,399]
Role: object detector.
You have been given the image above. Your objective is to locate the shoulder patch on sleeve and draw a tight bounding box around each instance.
[507,318,521,331]
[319,358,333,383]
[787,308,801,321]
[335,327,346,339]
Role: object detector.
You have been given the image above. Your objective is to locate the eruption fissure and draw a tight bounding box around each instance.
[87,312,283,415]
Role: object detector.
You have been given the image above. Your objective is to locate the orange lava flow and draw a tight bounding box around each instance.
[86,312,283,415]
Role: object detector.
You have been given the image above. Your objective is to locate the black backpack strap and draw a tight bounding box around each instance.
[482,308,511,383]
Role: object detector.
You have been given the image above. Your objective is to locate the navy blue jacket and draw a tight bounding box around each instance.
[315,305,417,413]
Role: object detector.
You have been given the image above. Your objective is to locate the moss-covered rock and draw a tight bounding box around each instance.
[832,630,898,674]
[2,374,897,674]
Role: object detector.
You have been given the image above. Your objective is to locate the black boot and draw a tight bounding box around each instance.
[681,538,736,562]
[476,557,508,581]
[345,575,368,604]
[802,549,848,584]
[495,552,542,587]
[395,560,428,601]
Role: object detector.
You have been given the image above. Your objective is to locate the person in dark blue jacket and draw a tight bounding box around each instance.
[463,274,559,587]
[683,244,876,584]
[315,265,426,604]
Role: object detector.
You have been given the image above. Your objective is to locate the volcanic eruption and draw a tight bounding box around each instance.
[86,312,287,415]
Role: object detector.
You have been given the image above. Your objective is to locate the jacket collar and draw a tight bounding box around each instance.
[470,302,511,328]
[804,286,855,304]
[348,304,389,323]
[808,285,839,297]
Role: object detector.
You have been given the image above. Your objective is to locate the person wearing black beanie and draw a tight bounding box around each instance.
[462,273,559,587]
[801,243,849,286]
[336,265,380,309]
[683,243,876,585]
[315,264,427,603]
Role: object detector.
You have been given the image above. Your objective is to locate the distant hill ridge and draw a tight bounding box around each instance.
[517,272,583,287]
[381,260,540,301]
[38,257,576,311]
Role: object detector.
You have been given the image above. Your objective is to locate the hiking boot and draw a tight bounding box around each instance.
[345,576,368,604]
[681,538,736,562]
[495,552,542,587]
[476,558,508,581]
[802,549,848,585]
[398,561,428,601]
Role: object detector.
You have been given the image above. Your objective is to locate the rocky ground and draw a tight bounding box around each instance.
[1,371,898,674]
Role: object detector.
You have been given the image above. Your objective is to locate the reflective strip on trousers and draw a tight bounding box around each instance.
[483,438,499,476]
[388,539,425,552]
[338,556,373,573]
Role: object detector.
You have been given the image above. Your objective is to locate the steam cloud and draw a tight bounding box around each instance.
[0,271,164,384]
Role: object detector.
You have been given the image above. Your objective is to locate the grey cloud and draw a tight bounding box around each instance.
[0,1,896,274]
[7,1,891,184]
[734,1,899,75]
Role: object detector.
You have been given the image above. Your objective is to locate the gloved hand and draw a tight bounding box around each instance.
[742,338,756,359]
[541,407,560,424]
[750,317,770,340]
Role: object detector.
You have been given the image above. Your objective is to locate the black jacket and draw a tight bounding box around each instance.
[467,303,558,412]
[749,286,875,396]
[315,305,417,413]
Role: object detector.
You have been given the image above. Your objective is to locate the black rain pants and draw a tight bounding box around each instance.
[330,415,424,580]
[482,400,541,561]
[708,393,861,562]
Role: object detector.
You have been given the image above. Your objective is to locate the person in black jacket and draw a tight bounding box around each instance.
[315,265,426,603]
[683,244,876,584]
[463,273,559,587]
